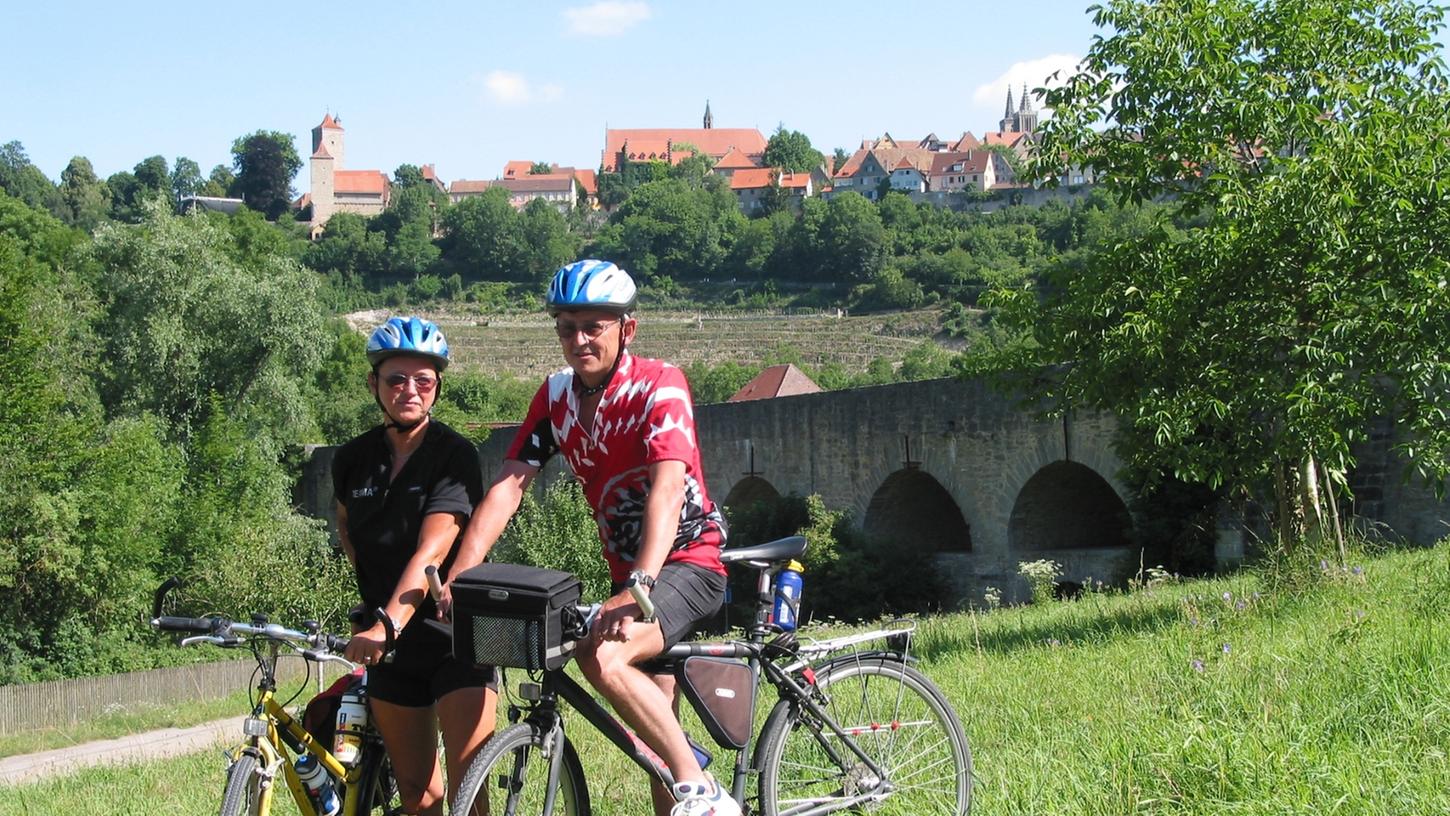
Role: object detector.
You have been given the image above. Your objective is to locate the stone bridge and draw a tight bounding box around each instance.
[298,375,1446,607]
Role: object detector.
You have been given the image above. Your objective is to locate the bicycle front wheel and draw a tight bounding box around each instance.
[218,752,262,816]
[451,722,591,816]
[349,745,404,815]
[756,657,971,816]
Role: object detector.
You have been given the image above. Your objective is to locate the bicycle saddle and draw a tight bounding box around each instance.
[719,536,807,567]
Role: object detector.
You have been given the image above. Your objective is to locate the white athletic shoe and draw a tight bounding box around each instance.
[670,773,741,816]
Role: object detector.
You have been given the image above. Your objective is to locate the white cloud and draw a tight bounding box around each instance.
[479,70,563,105]
[972,54,1082,114]
[563,1,651,37]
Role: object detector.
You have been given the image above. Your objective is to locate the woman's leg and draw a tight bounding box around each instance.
[371,699,445,815]
[437,685,498,815]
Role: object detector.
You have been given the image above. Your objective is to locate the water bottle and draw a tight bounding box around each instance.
[772,560,805,632]
[294,755,341,816]
[333,677,368,768]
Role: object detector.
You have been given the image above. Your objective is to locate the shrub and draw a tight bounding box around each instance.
[494,479,610,602]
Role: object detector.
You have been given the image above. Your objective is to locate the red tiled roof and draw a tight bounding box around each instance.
[928,151,991,176]
[421,164,439,181]
[573,168,597,196]
[311,143,333,160]
[318,114,343,131]
[603,128,767,171]
[895,157,916,170]
[450,179,496,194]
[729,168,776,189]
[714,146,759,170]
[728,364,821,402]
[334,170,388,194]
[982,131,1027,147]
[951,132,980,151]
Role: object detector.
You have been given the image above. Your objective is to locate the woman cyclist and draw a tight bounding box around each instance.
[332,316,495,815]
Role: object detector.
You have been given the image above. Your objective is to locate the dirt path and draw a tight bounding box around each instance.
[0,716,242,785]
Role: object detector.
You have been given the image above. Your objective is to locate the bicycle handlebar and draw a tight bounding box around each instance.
[149,577,351,659]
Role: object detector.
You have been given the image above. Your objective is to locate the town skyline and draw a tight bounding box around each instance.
[6,0,1095,183]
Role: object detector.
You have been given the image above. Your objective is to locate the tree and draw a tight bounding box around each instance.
[441,187,526,279]
[170,157,204,207]
[202,164,235,198]
[997,0,1450,547]
[817,192,885,283]
[59,156,111,231]
[132,155,169,196]
[831,147,850,175]
[762,125,825,173]
[519,197,577,284]
[230,130,302,219]
[529,161,554,175]
[392,163,426,189]
[0,141,65,218]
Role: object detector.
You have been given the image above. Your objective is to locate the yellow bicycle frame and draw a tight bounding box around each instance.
[229,688,372,816]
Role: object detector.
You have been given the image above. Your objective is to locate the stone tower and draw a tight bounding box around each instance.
[1016,83,1038,133]
[703,99,713,129]
[999,86,1015,132]
[309,114,345,228]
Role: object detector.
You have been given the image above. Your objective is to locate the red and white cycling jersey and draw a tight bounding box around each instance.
[505,352,727,582]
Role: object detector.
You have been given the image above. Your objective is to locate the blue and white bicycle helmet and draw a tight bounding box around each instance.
[546,259,637,316]
[366,316,450,371]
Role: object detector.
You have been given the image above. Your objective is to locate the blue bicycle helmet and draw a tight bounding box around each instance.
[546,259,638,316]
[366,316,450,371]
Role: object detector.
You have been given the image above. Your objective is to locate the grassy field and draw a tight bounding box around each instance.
[5,542,1447,814]
[346,308,950,381]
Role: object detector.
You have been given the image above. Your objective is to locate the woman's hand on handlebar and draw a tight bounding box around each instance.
[344,622,389,667]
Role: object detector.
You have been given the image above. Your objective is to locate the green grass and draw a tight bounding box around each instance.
[5,543,1447,814]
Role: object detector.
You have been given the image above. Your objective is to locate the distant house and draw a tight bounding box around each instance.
[712,146,761,181]
[180,196,245,215]
[448,163,597,213]
[889,157,926,192]
[729,168,812,214]
[728,364,822,402]
[927,150,1011,193]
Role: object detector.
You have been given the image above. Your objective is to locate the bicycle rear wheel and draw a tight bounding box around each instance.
[350,746,404,815]
[218,752,262,816]
[451,722,591,816]
[756,657,971,815]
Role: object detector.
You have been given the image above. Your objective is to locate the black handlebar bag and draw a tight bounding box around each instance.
[451,562,582,671]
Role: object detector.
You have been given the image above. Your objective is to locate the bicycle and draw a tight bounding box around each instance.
[448,535,972,815]
[150,578,405,816]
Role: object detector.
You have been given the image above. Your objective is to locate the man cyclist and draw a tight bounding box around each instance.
[448,259,736,816]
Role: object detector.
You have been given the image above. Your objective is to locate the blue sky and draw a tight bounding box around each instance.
[5,0,1101,185]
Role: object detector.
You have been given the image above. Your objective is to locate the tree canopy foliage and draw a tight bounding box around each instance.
[762,125,825,173]
[999,0,1450,544]
[231,130,301,219]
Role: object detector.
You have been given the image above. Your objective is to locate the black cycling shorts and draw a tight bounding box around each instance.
[613,562,727,651]
[367,618,497,707]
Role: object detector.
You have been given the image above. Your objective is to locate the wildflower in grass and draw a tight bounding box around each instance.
[1017,559,1062,604]
[1320,559,1330,572]
[1222,591,1233,604]
[983,586,1002,609]
[1191,659,1205,672]
[1251,591,1261,602]
[1222,643,1231,654]
[1046,638,1061,647]
[1235,599,1246,611]
[1351,565,1364,577]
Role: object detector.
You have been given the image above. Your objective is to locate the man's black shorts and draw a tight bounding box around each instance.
[613,562,727,650]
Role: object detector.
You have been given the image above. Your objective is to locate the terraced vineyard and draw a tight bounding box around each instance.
[347,308,950,380]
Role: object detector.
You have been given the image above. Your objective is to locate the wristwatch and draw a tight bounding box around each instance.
[625,570,656,591]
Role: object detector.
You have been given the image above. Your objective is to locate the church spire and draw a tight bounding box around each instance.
[1004,86,1014,119]
[1020,82,1033,113]
[703,99,713,129]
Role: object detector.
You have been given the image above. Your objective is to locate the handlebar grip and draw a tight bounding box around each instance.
[154,615,214,633]
[374,607,396,656]
[629,583,657,622]
[425,565,445,602]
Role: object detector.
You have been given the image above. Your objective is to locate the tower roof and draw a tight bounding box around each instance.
[318,113,344,131]
[1004,86,1014,118]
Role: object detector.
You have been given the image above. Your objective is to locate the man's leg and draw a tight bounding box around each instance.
[648,674,682,816]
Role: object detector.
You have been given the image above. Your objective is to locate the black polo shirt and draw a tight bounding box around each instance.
[332,420,484,611]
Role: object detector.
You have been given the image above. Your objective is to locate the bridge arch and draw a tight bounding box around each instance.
[1009,461,1131,551]
[862,468,972,552]
[722,475,781,511]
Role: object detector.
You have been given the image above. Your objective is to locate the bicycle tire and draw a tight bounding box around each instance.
[218,752,262,816]
[451,722,591,816]
[756,657,971,816]
[350,745,405,815]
